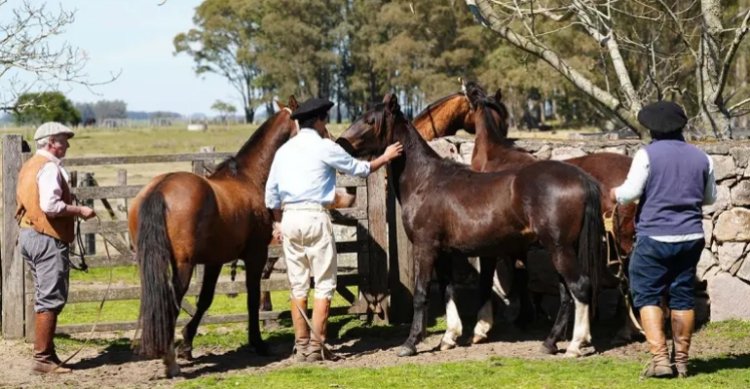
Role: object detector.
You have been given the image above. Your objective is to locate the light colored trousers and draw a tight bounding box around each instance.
[281,204,337,300]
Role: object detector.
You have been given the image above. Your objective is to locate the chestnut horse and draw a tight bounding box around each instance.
[128,97,299,377]
[337,94,605,357]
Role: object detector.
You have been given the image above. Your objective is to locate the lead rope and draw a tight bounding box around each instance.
[293,303,341,361]
[51,215,115,372]
[602,207,644,335]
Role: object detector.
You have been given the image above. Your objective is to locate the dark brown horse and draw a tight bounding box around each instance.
[127,97,299,377]
[338,94,605,357]
[461,81,639,350]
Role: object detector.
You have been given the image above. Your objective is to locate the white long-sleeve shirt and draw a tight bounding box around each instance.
[265,129,370,209]
[36,149,71,216]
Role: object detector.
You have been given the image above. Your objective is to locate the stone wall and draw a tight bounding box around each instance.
[428,135,750,321]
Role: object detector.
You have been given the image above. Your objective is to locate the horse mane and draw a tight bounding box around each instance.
[210,113,281,178]
[413,92,464,121]
[465,81,509,140]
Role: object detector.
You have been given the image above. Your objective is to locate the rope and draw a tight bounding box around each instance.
[602,207,644,335]
[51,215,115,372]
[293,302,341,361]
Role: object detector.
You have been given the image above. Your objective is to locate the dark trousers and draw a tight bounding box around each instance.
[629,236,704,310]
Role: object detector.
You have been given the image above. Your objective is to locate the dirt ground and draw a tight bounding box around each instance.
[0,318,741,389]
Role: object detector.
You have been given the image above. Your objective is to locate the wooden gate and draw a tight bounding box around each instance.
[0,134,396,340]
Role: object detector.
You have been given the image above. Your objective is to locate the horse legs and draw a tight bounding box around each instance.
[244,250,269,356]
[437,253,461,351]
[178,264,222,360]
[546,248,593,357]
[470,256,497,345]
[541,280,572,354]
[398,245,436,357]
[164,262,193,378]
[259,257,280,312]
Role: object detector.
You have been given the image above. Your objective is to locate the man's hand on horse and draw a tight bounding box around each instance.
[384,142,403,161]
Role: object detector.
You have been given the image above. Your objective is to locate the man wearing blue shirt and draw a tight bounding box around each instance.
[265,98,402,362]
[611,101,716,379]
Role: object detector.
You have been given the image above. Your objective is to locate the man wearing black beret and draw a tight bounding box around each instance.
[610,101,717,379]
[265,97,402,362]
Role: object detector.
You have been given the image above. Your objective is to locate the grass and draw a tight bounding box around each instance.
[175,355,750,389]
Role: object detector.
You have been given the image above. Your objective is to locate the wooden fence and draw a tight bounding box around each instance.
[0,134,411,340]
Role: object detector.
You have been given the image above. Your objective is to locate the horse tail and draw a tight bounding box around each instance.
[135,189,178,358]
[578,174,605,310]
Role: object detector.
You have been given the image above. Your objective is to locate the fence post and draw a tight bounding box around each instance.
[2,135,26,338]
[364,168,389,322]
[387,181,414,324]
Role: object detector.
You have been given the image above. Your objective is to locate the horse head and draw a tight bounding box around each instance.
[337,93,401,158]
[461,79,510,139]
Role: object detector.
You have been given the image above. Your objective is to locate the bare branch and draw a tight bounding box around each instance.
[657,0,698,60]
[728,97,750,115]
[716,9,750,102]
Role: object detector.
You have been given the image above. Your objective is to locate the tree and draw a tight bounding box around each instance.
[211,99,237,124]
[174,0,263,123]
[0,1,115,113]
[13,92,80,125]
[465,0,750,139]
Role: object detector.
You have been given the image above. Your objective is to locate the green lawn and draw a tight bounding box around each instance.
[176,355,750,389]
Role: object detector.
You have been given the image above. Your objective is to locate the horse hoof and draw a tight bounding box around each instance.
[439,341,456,351]
[564,349,582,358]
[539,343,557,355]
[397,345,417,357]
[177,348,193,361]
[165,365,181,378]
[472,335,487,345]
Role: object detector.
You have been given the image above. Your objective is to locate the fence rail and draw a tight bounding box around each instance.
[1,134,397,341]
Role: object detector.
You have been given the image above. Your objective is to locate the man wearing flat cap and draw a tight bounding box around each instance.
[610,102,716,379]
[265,98,402,362]
[16,122,96,374]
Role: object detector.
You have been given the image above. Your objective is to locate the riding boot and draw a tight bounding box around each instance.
[671,309,694,378]
[306,298,331,362]
[31,311,71,374]
[290,298,310,363]
[639,306,673,378]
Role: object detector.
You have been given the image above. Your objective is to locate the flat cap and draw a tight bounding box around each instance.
[291,98,334,121]
[34,122,75,141]
[637,101,687,133]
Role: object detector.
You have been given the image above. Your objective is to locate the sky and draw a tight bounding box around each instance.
[9,0,237,116]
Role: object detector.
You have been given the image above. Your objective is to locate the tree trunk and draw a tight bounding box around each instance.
[244,105,255,124]
[698,0,732,139]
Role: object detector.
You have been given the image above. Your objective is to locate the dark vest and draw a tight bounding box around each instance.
[16,154,75,243]
[636,140,709,237]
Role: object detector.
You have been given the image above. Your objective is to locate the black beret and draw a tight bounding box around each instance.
[637,101,687,133]
[291,98,334,121]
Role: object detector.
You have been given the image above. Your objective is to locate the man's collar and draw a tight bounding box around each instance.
[36,149,61,164]
[299,128,322,138]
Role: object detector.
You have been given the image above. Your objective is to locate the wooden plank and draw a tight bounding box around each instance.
[56,306,356,335]
[72,185,143,200]
[2,135,26,339]
[79,220,128,235]
[336,175,366,187]
[388,187,414,324]
[365,169,389,321]
[64,152,233,166]
[68,274,361,303]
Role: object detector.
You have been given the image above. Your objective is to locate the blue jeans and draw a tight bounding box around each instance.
[629,236,704,310]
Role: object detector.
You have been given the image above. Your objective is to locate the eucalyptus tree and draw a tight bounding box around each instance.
[466,0,750,139]
[174,0,263,122]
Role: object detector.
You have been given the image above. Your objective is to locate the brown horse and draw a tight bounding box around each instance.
[127,97,299,377]
[338,94,605,357]
[460,81,639,350]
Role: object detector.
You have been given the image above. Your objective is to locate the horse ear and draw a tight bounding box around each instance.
[460,77,467,94]
[288,95,299,111]
[383,93,400,113]
[494,88,503,102]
